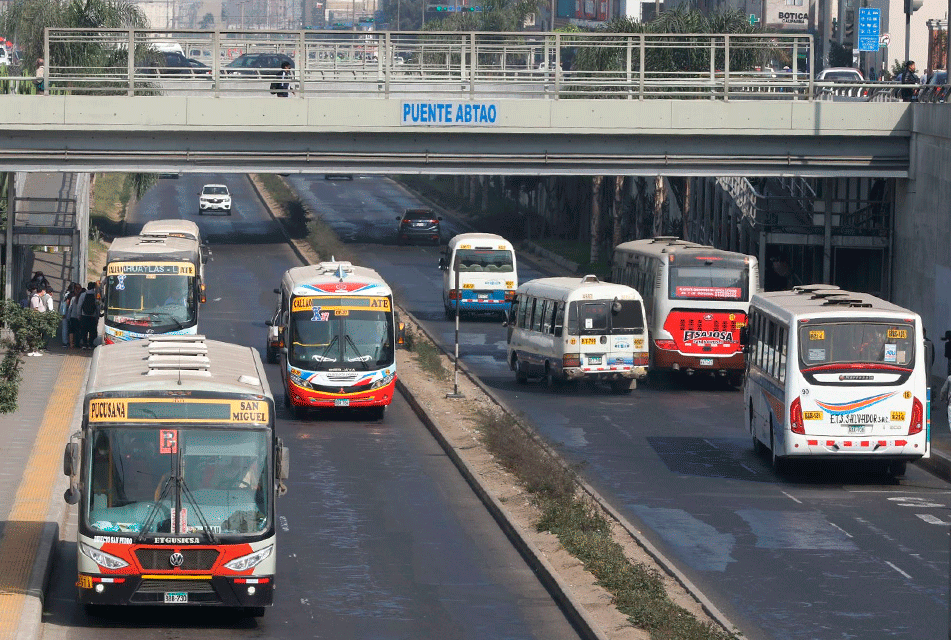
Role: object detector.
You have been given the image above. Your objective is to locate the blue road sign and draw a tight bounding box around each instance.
[858,7,881,52]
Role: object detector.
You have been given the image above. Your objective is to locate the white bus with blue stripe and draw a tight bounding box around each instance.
[743,285,928,477]
[439,233,517,319]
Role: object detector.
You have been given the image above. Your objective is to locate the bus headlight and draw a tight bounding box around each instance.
[289,374,314,390]
[80,542,129,570]
[370,373,395,390]
[224,545,273,572]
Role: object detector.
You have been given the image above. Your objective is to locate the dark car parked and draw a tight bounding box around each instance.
[223,53,294,77]
[139,51,210,77]
[396,209,442,246]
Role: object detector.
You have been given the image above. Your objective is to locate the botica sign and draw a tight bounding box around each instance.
[766,1,811,29]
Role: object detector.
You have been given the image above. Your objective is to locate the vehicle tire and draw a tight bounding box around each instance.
[444,305,454,321]
[244,607,266,618]
[368,405,386,421]
[770,418,788,474]
[283,392,290,409]
[514,357,528,384]
[544,364,559,389]
[751,404,766,455]
[266,347,277,364]
[610,379,633,394]
[728,371,744,388]
[886,460,907,478]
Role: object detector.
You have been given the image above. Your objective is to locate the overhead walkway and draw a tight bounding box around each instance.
[0,30,915,177]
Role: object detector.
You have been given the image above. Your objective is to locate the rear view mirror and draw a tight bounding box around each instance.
[63,441,78,477]
[739,325,749,346]
[265,320,273,327]
[438,257,448,270]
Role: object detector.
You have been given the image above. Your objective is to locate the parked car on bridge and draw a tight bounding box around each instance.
[223,53,294,77]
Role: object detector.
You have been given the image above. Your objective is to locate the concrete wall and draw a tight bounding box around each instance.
[892,104,951,378]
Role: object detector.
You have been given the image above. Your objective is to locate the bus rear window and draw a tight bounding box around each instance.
[566,300,644,335]
[455,249,514,273]
[669,265,748,301]
[799,322,915,368]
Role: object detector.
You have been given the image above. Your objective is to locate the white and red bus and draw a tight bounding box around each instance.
[276,261,399,419]
[611,237,760,385]
[742,286,928,476]
[63,335,289,616]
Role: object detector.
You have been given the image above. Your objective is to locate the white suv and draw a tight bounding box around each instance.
[198,184,231,215]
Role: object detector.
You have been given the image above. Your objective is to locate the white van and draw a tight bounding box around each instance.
[439,233,517,319]
[506,275,649,392]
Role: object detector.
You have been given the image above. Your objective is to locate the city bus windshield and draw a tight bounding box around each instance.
[799,321,916,369]
[106,274,195,329]
[669,264,749,301]
[566,300,644,336]
[84,427,270,537]
[289,296,394,371]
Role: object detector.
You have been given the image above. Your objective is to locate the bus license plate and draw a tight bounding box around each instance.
[848,426,866,434]
[334,398,350,407]
[164,592,188,604]
[478,294,488,299]
[699,358,714,366]
[588,356,602,365]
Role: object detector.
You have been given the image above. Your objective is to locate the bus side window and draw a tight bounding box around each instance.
[509,296,519,324]
[552,302,563,336]
[754,314,765,371]
[541,300,554,334]
[532,299,545,332]
[525,297,536,330]
[777,327,787,383]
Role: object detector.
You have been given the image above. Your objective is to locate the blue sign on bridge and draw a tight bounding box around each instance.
[857,7,881,52]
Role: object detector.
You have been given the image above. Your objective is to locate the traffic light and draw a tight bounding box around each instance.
[904,0,923,14]
[844,10,854,44]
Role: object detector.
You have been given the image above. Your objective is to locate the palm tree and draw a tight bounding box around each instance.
[0,0,149,88]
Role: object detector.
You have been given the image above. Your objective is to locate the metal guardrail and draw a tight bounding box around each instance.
[36,28,839,100]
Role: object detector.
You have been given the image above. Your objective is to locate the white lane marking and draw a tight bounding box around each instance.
[887,496,945,508]
[916,514,951,525]
[829,521,853,538]
[703,439,719,449]
[884,561,912,580]
[740,464,756,474]
[280,515,289,532]
[780,490,802,504]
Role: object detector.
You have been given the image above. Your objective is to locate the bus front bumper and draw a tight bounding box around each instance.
[287,377,396,408]
[76,573,274,607]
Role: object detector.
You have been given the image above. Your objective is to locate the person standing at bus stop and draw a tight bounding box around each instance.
[78,281,99,349]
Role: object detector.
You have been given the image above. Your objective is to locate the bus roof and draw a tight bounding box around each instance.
[86,335,272,398]
[515,275,643,303]
[613,237,755,264]
[446,233,515,250]
[140,219,201,242]
[751,287,918,322]
[282,261,393,297]
[107,235,201,263]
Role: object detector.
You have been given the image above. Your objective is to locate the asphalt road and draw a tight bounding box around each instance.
[39,174,583,640]
[286,174,951,640]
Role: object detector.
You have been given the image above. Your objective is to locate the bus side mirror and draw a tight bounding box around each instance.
[438,257,448,270]
[739,326,749,345]
[200,244,211,264]
[273,288,280,294]
[198,279,207,304]
[265,320,273,327]
[276,439,290,496]
[63,441,78,477]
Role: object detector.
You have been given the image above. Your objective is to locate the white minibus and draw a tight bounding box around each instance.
[506,275,648,393]
[439,233,517,319]
[743,285,928,476]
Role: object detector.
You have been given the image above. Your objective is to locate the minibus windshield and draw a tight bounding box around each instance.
[566,300,644,336]
[454,249,514,273]
[799,321,915,369]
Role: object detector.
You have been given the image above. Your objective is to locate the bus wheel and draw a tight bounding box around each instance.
[610,379,633,394]
[728,372,744,388]
[770,419,788,474]
[514,358,528,383]
[283,392,290,408]
[544,364,559,389]
[368,405,386,421]
[751,405,766,455]
[886,461,907,478]
[244,606,266,618]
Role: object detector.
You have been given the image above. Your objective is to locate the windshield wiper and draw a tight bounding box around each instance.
[178,477,219,544]
[146,311,184,330]
[344,335,370,370]
[315,335,339,364]
[135,475,174,542]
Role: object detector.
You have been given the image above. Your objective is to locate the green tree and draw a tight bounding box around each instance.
[199,12,215,29]
[424,0,542,32]
[0,0,149,70]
